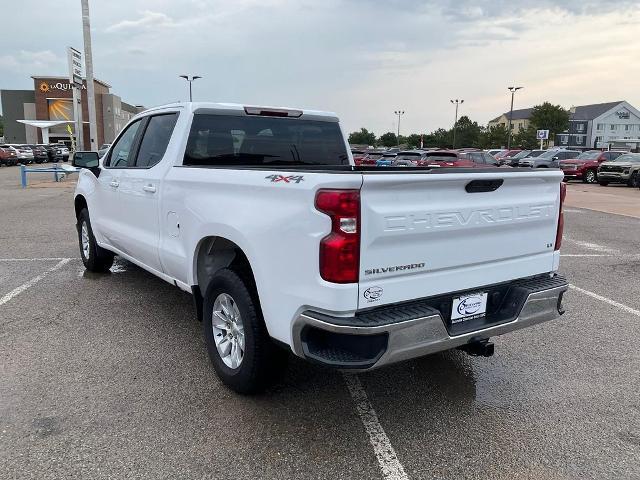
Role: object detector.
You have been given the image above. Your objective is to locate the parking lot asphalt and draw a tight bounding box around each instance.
[1,167,639,480]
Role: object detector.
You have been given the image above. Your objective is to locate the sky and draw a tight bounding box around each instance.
[1,0,640,136]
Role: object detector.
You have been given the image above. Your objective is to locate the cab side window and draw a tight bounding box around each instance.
[135,114,179,168]
[106,120,142,168]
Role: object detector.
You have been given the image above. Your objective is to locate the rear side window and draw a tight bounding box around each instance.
[135,114,178,168]
[183,114,349,167]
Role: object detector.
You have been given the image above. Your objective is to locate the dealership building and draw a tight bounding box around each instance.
[1,76,143,147]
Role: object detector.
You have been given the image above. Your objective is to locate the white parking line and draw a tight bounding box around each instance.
[561,254,611,257]
[564,238,619,255]
[0,257,73,262]
[569,284,640,317]
[343,373,409,480]
[0,258,71,307]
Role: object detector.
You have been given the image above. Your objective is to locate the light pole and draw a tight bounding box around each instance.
[507,86,523,149]
[450,99,463,148]
[81,0,98,151]
[394,110,405,146]
[179,75,202,102]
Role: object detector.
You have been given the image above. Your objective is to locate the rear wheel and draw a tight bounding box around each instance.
[628,172,638,188]
[77,208,114,272]
[203,269,286,394]
[599,181,609,186]
[583,169,597,184]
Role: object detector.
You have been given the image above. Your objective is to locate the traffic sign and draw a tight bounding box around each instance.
[536,129,549,140]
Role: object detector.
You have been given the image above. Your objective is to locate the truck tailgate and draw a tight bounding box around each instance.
[358,170,563,309]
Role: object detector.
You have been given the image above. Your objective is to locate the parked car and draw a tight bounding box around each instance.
[494,149,522,161]
[417,150,475,167]
[72,101,568,393]
[559,150,624,184]
[56,144,70,161]
[520,150,546,159]
[359,150,385,166]
[597,153,640,187]
[486,149,506,157]
[499,150,531,167]
[7,144,35,164]
[518,149,581,168]
[376,152,397,167]
[393,150,425,167]
[351,149,367,166]
[460,151,501,167]
[39,144,64,162]
[24,145,49,164]
[0,146,18,166]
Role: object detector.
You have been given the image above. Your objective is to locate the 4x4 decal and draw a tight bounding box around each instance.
[265,174,304,184]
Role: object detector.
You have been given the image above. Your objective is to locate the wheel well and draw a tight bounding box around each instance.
[74,195,87,218]
[195,237,256,299]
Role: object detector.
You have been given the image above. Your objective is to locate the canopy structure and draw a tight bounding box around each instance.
[16,120,73,144]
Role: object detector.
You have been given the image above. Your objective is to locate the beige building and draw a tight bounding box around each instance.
[487,108,534,131]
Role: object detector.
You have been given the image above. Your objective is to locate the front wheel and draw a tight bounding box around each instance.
[203,269,286,394]
[583,169,597,184]
[628,172,639,188]
[599,181,609,186]
[77,208,114,272]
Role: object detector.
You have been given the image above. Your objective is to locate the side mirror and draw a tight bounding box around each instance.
[72,151,99,169]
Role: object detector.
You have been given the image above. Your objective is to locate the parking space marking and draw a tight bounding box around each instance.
[570,284,640,318]
[0,258,71,307]
[0,257,73,262]
[561,254,611,257]
[343,373,409,480]
[564,238,619,255]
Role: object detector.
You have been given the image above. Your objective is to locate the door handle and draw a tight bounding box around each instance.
[142,184,157,193]
[109,181,119,188]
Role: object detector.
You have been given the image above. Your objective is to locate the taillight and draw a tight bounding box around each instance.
[555,182,566,250]
[315,189,360,283]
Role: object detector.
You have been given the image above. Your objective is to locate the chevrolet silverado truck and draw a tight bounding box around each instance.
[72,102,569,394]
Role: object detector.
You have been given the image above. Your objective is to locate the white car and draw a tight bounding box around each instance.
[8,144,35,163]
[73,102,569,394]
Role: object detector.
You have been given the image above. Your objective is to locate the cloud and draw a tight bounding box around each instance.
[105,10,180,32]
[0,50,65,72]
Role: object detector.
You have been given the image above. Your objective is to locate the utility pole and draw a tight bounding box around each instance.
[179,75,202,101]
[81,0,98,151]
[507,86,523,150]
[450,99,463,148]
[394,110,405,146]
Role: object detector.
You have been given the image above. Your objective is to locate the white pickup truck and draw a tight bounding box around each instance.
[73,102,568,393]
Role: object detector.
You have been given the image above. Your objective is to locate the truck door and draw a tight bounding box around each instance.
[116,113,179,273]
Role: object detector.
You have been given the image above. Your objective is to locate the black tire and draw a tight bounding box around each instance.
[203,268,286,394]
[583,169,597,184]
[599,181,609,186]
[628,172,639,188]
[77,208,114,272]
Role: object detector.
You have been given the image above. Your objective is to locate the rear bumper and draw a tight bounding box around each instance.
[292,274,568,370]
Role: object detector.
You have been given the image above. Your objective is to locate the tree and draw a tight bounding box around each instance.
[453,115,482,148]
[513,125,539,150]
[478,125,509,149]
[529,102,570,142]
[348,128,376,146]
[405,133,423,148]
[378,132,398,147]
[424,128,451,148]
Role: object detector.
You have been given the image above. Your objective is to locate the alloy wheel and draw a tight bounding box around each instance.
[212,293,245,369]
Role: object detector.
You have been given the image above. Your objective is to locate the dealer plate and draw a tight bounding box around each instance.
[451,292,488,324]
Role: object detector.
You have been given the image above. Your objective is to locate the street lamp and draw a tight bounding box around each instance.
[450,99,464,149]
[394,110,405,146]
[179,75,202,102]
[507,86,523,149]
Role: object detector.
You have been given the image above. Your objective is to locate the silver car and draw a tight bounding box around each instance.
[518,149,580,168]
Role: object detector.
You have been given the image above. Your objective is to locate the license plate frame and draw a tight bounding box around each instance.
[451,292,488,324]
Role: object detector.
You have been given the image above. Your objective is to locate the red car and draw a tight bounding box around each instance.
[0,146,18,166]
[494,149,522,160]
[559,150,625,184]
[359,151,385,166]
[416,150,476,167]
[351,150,367,166]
